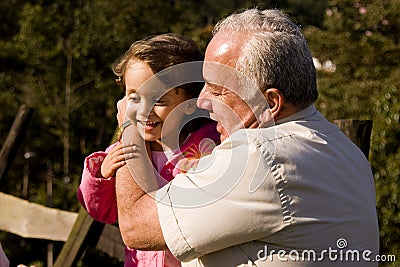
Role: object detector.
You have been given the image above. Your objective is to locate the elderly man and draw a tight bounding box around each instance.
[116,8,379,266]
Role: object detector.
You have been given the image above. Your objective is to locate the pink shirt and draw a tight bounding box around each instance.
[78,122,219,267]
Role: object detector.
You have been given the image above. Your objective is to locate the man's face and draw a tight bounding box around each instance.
[197,32,259,141]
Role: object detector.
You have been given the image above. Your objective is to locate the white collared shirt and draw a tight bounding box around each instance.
[156,105,379,266]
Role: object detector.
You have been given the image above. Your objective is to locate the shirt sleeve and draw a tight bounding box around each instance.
[156,130,284,262]
[77,143,119,224]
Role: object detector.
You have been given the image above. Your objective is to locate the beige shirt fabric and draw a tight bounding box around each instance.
[156,105,379,266]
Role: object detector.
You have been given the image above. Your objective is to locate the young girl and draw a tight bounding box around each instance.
[77,33,219,267]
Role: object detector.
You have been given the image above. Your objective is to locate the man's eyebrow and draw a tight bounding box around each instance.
[203,78,219,87]
[204,80,224,91]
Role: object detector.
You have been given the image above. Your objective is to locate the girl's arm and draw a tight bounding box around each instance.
[77,143,120,224]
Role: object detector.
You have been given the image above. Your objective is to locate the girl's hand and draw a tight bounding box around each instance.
[101,143,135,178]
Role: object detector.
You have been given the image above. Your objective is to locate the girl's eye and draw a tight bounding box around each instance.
[128,94,140,103]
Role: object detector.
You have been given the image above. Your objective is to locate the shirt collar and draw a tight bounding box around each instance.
[275,104,317,125]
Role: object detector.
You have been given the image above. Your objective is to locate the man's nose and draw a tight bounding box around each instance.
[197,88,213,110]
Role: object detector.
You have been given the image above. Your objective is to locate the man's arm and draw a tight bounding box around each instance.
[115,123,167,251]
[115,165,167,250]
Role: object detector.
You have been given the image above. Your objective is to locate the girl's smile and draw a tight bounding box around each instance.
[137,120,161,131]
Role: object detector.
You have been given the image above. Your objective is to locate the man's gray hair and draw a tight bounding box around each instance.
[213,8,318,109]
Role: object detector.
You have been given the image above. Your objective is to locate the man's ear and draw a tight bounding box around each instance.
[263,88,284,118]
[184,99,197,115]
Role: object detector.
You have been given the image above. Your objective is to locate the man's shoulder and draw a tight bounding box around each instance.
[216,113,341,150]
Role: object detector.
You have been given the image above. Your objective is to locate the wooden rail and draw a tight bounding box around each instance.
[0,192,124,262]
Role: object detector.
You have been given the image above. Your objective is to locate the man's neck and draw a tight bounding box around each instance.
[274,103,301,121]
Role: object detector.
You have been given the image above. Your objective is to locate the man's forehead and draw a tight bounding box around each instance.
[203,32,248,83]
[209,42,231,59]
[206,31,240,54]
[206,35,237,66]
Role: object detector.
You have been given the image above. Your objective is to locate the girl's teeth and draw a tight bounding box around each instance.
[140,121,158,127]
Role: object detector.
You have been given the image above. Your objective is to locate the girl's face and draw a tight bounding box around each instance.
[124,60,194,150]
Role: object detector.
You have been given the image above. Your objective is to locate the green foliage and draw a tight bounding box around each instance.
[305,0,400,265]
[8,0,389,265]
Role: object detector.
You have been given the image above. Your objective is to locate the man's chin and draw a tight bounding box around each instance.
[219,131,229,142]
[216,123,230,142]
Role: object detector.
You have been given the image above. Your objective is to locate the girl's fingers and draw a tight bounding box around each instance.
[121,143,136,150]
[112,153,134,164]
[122,146,136,155]
[115,161,126,168]
[110,144,136,157]
[123,152,136,160]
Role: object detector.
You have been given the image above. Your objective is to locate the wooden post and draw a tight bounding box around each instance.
[53,207,105,267]
[0,104,33,182]
[333,119,373,159]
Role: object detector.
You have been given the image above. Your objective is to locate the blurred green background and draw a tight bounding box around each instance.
[0,0,398,266]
